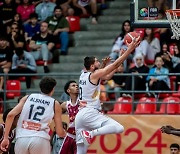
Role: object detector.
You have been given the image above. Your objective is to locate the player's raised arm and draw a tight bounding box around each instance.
[91,37,140,81]
[54,100,66,138]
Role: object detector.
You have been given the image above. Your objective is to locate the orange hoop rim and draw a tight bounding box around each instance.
[166,9,180,16]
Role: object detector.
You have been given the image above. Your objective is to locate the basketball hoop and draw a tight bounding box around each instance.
[166,9,180,40]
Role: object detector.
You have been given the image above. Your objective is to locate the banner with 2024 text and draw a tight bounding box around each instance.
[62,115,179,154]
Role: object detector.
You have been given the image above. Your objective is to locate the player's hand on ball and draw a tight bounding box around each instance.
[126,36,141,52]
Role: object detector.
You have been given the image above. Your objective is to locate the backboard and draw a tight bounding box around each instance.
[130,0,179,28]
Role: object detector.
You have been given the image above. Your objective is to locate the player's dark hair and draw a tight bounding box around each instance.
[39,77,57,94]
[170,143,179,150]
[64,80,76,95]
[84,56,95,70]
[3,108,13,123]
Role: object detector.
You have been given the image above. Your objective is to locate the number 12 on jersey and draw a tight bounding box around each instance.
[28,105,45,121]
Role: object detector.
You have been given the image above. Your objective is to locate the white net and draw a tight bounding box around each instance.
[166,10,180,40]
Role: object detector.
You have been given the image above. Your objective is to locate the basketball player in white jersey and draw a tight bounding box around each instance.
[75,37,140,154]
[59,80,79,154]
[1,77,65,154]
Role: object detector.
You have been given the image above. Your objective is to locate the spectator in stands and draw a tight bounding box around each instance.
[169,143,180,154]
[24,13,40,43]
[123,53,149,97]
[110,20,133,71]
[35,0,56,21]
[167,43,180,90]
[135,28,160,62]
[8,22,26,49]
[110,20,133,60]
[72,0,98,24]
[45,6,69,55]
[106,64,126,100]
[56,0,72,16]
[0,35,13,91]
[0,0,16,28]
[9,47,37,89]
[147,56,170,93]
[16,0,35,24]
[7,13,24,35]
[155,42,173,72]
[29,21,55,73]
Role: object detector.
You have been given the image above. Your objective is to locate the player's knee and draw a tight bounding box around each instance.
[115,124,124,133]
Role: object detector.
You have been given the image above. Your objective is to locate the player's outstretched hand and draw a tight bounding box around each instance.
[126,36,141,52]
[0,138,9,152]
[160,126,172,134]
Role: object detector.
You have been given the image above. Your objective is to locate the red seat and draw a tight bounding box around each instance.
[6,80,21,99]
[172,85,180,98]
[66,16,80,33]
[169,43,176,55]
[36,60,52,66]
[108,97,132,114]
[135,97,156,114]
[134,93,146,99]
[134,28,145,39]
[0,98,3,113]
[170,76,176,91]
[158,93,170,99]
[145,59,154,65]
[156,97,180,114]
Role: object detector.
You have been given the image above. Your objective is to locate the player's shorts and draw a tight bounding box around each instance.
[75,107,110,144]
[15,137,51,154]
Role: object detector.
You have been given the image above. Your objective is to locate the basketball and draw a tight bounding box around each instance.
[124,32,140,45]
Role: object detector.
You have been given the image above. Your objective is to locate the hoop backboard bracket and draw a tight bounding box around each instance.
[130,0,177,28]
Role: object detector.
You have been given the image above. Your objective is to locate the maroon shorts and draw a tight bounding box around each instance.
[59,135,77,154]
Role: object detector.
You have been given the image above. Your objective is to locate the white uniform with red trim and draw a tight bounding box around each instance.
[16,93,55,140]
[75,71,110,144]
[78,71,101,110]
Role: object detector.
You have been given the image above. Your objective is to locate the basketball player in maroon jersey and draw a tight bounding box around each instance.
[59,81,79,154]
[0,108,19,154]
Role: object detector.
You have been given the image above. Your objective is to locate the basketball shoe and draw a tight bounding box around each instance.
[81,130,92,146]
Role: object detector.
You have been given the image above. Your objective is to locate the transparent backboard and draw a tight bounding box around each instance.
[130,0,180,28]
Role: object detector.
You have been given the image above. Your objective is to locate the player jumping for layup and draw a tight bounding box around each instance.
[75,37,140,154]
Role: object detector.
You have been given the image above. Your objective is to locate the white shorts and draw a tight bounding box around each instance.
[75,107,110,144]
[15,137,51,154]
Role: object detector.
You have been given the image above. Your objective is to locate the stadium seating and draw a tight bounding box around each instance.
[36,60,52,66]
[169,43,176,55]
[172,85,180,98]
[6,80,21,99]
[170,76,176,91]
[156,97,180,114]
[134,28,145,38]
[66,16,80,33]
[135,97,156,114]
[158,93,170,99]
[0,98,3,113]
[108,97,132,114]
[134,93,146,99]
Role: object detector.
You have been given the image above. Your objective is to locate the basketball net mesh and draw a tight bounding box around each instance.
[166,11,180,40]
